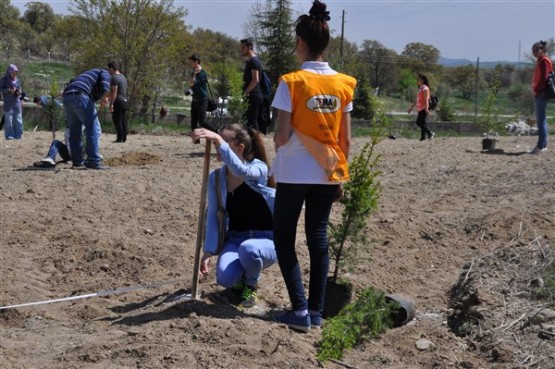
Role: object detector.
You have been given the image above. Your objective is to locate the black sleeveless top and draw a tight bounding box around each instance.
[226,182,272,231]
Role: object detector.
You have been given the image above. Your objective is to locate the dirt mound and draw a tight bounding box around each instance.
[104,151,161,166]
[1,132,553,369]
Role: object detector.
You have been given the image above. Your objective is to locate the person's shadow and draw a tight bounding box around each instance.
[102,289,276,326]
[481,149,528,156]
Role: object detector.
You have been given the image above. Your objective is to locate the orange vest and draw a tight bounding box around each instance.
[281,70,357,181]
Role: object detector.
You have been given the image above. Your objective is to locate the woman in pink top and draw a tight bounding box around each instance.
[530,40,553,154]
[408,73,435,141]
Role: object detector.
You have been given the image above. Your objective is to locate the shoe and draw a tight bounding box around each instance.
[239,285,257,308]
[528,147,547,154]
[428,132,435,139]
[33,158,56,168]
[419,137,426,141]
[275,311,311,332]
[71,164,87,170]
[6,136,14,140]
[310,313,322,329]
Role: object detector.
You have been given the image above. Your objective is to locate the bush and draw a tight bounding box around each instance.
[317,287,397,362]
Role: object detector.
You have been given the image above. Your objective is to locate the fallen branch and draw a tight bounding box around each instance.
[329,358,361,369]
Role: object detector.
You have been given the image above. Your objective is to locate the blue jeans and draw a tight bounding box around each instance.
[46,140,71,162]
[3,110,23,139]
[216,230,276,288]
[273,183,338,313]
[535,93,548,149]
[63,93,102,167]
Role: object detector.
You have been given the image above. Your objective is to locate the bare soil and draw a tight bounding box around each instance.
[1,131,554,369]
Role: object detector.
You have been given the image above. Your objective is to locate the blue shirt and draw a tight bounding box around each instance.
[38,96,62,109]
[63,69,111,102]
[204,142,275,255]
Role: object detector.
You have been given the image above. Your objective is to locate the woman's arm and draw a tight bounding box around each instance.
[274,109,292,150]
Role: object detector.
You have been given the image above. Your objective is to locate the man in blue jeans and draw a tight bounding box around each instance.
[62,68,111,170]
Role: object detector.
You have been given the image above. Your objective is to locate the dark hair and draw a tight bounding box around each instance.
[189,54,201,64]
[33,96,41,104]
[532,40,547,52]
[240,38,254,50]
[418,73,429,87]
[295,0,330,58]
[220,123,275,187]
[107,60,121,71]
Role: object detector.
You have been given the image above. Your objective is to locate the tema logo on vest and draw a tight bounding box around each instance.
[306,95,341,113]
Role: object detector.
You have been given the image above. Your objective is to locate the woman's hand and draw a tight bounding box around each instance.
[192,128,222,145]
[199,252,213,277]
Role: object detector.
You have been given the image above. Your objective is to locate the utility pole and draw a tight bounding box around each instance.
[340,9,345,68]
[474,57,480,123]
[517,41,521,69]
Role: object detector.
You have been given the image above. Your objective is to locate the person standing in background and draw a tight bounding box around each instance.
[271,0,357,332]
[240,39,267,132]
[407,73,435,141]
[107,61,129,143]
[0,64,24,140]
[62,68,111,170]
[530,40,553,154]
[187,54,208,142]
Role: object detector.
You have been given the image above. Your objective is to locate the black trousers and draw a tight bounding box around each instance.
[416,110,432,140]
[244,93,265,132]
[191,97,208,131]
[112,97,129,142]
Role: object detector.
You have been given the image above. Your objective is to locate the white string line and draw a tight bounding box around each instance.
[0,277,192,310]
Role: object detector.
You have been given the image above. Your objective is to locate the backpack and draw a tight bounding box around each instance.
[428,95,439,111]
[260,69,272,99]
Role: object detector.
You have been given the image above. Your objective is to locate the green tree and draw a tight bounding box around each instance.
[23,2,55,33]
[253,0,296,85]
[357,40,398,94]
[69,0,189,116]
[401,41,440,75]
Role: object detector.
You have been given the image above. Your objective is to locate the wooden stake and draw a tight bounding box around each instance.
[191,139,212,300]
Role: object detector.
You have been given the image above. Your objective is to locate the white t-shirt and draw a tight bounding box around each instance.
[270,61,353,184]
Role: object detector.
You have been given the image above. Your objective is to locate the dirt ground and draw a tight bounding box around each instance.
[1,131,554,369]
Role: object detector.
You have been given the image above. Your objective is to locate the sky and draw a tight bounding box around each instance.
[12,0,555,62]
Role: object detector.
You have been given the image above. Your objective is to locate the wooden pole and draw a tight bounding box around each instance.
[191,139,212,300]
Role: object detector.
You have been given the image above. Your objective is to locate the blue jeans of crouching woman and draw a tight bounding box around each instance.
[273,183,338,314]
[535,93,548,150]
[216,230,276,288]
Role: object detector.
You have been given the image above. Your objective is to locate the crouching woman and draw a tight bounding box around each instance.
[192,124,276,308]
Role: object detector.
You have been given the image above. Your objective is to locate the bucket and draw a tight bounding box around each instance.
[385,294,416,327]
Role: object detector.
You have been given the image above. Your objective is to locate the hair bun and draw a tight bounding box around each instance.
[309,1,330,22]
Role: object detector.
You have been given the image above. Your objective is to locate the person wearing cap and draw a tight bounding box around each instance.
[0,64,24,140]
[187,54,209,140]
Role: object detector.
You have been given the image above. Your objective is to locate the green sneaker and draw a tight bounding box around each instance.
[239,285,257,308]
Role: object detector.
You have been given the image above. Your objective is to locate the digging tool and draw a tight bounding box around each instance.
[191,139,212,300]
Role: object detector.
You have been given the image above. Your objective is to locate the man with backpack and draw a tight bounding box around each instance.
[240,38,271,133]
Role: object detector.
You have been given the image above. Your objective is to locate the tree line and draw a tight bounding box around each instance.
[1,0,553,120]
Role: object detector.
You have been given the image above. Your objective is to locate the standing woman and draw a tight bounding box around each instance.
[530,40,553,154]
[0,64,24,140]
[408,73,435,141]
[271,0,356,331]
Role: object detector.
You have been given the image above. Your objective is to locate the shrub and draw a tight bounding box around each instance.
[317,287,397,362]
